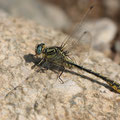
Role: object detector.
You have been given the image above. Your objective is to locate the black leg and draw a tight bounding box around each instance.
[58,67,65,84]
[31,58,46,69]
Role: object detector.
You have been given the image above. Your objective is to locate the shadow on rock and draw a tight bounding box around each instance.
[24,53,119,94]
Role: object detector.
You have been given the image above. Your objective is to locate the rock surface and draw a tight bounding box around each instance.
[0,0,71,29]
[103,0,120,18]
[0,15,120,120]
[85,18,117,53]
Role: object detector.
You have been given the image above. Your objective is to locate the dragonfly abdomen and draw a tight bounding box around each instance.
[66,61,120,93]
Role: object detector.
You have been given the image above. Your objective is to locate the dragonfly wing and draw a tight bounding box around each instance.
[61,6,94,65]
[62,30,93,65]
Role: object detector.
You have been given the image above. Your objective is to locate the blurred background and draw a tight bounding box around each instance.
[0,0,120,65]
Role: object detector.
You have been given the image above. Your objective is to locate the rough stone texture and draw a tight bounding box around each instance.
[84,18,117,53]
[103,0,120,18]
[0,15,120,120]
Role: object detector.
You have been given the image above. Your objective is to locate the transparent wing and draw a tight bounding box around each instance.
[62,30,93,64]
[61,5,93,48]
[60,6,93,64]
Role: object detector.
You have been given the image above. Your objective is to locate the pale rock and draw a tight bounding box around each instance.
[0,14,120,120]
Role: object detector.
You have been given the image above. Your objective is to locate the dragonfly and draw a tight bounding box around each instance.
[33,5,120,93]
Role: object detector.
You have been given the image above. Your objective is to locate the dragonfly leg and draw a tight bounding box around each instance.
[58,67,65,84]
[32,58,46,69]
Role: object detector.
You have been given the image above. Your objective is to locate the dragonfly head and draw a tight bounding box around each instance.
[35,43,45,56]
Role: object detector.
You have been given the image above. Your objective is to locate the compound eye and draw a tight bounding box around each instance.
[36,45,42,55]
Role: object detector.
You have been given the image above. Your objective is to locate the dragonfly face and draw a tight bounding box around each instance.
[35,43,45,56]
